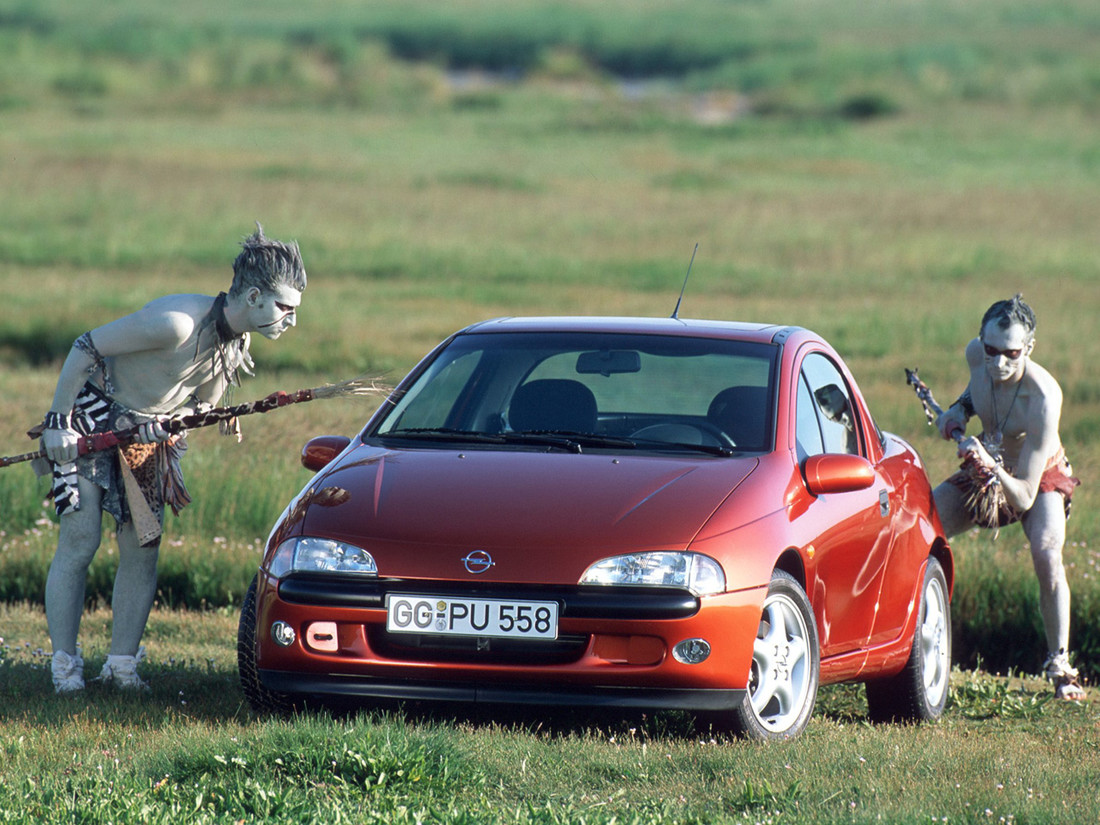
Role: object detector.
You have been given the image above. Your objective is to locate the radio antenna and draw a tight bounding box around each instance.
[671,243,698,319]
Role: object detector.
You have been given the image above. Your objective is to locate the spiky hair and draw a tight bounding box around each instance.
[981,293,1036,338]
[229,222,307,297]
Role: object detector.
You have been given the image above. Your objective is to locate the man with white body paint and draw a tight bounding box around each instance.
[933,295,1083,700]
[38,225,305,693]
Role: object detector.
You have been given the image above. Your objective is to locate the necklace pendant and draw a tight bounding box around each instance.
[983,431,1004,463]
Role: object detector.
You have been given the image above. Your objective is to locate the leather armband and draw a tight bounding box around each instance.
[954,389,975,419]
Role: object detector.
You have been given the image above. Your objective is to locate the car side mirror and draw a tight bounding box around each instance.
[301,435,352,471]
[802,453,875,495]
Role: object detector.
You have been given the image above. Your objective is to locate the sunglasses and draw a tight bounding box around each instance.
[982,342,1024,360]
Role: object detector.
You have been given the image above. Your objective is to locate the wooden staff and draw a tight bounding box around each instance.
[2,377,389,469]
[905,367,963,441]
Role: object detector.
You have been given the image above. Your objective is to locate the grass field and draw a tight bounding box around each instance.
[1,0,1099,821]
[3,605,1099,824]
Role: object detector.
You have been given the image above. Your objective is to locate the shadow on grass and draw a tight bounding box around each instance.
[299,679,873,741]
[3,649,871,735]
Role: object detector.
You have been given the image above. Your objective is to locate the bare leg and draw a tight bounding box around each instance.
[45,476,105,656]
[1020,492,1071,657]
[932,480,974,539]
[109,520,161,657]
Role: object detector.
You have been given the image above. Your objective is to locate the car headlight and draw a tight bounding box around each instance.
[267,537,378,579]
[580,552,725,596]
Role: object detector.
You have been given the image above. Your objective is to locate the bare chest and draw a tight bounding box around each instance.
[106,333,239,413]
[972,378,1029,457]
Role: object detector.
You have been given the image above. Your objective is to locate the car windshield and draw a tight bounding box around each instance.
[369,331,777,454]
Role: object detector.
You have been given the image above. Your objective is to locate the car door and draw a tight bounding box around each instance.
[796,352,896,658]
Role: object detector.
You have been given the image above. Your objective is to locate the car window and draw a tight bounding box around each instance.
[795,374,825,461]
[529,351,770,416]
[798,352,861,456]
[380,348,483,431]
[372,331,777,452]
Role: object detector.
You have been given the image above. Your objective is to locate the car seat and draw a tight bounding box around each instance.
[707,385,769,450]
[509,379,598,433]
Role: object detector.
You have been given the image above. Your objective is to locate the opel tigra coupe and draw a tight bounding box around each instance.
[238,317,953,739]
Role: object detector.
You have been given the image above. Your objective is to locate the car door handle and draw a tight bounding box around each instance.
[879,489,890,518]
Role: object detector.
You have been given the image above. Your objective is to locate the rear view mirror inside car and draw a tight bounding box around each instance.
[576,350,642,376]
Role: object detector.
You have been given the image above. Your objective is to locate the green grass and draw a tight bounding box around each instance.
[3,0,1099,112]
[1,0,1099,820]
[2,605,1099,824]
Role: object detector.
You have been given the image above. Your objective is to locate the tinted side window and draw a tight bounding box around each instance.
[795,375,824,461]
[799,353,860,456]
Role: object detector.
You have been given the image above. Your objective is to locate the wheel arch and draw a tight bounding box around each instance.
[930,536,954,599]
[774,547,807,591]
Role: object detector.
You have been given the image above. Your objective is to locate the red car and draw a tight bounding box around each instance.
[238,317,952,739]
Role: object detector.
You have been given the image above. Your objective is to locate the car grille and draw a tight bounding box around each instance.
[369,626,590,665]
[278,574,698,620]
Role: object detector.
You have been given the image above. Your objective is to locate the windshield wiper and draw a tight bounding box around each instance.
[508,432,639,450]
[380,428,583,453]
[380,428,508,444]
[629,438,735,457]
[497,432,585,453]
[381,429,732,456]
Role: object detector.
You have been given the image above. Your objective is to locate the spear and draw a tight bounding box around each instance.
[2,376,389,469]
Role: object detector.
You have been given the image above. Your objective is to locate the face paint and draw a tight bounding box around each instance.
[250,283,302,340]
[980,320,1031,384]
[983,343,1023,360]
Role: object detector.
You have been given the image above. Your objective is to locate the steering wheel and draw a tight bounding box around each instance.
[630,422,736,449]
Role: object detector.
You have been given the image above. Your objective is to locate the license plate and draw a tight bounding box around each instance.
[386,594,559,640]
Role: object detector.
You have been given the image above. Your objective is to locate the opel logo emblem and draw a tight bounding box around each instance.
[462,550,495,574]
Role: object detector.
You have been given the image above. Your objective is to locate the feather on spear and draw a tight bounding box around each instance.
[3,376,390,468]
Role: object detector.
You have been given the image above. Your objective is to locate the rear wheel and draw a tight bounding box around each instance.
[237,574,298,715]
[865,557,951,724]
[708,570,820,741]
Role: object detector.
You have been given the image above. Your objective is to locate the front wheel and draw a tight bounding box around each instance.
[706,570,820,741]
[237,574,298,715]
[865,556,951,724]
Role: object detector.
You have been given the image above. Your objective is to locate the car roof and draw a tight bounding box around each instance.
[458,316,807,345]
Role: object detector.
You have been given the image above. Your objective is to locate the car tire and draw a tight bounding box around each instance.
[865,556,951,724]
[237,574,298,715]
[707,570,820,741]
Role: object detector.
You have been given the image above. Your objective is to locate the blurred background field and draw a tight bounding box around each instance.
[1,0,1098,677]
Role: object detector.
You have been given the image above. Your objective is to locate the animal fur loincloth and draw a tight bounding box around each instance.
[949,446,1080,529]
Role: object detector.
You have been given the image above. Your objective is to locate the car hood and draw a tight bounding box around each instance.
[287,443,759,582]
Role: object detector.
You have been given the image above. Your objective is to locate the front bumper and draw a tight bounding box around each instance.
[252,572,767,708]
[259,670,746,711]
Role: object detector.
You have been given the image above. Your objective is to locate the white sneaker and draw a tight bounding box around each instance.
[1043,650,1085,700]
[98,646,149,691]
[52,649,85,693]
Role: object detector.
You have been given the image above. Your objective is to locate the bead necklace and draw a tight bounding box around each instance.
[988,365,1024,449]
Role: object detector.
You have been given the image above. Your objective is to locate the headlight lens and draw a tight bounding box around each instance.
[580,552,725,596]
[267,537,378,579]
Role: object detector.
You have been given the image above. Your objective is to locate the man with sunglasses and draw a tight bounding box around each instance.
[36,224,306,693]
[933,294,1083,699]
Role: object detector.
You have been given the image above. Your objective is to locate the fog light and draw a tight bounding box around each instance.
[271,621,297,647]
[672,638,711,664]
